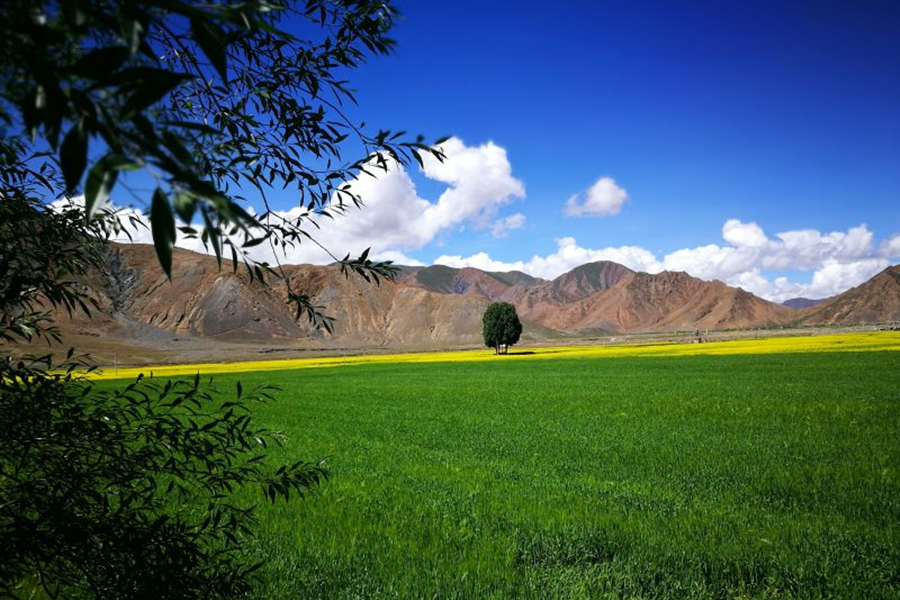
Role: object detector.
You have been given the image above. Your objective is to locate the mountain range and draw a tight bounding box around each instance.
[47,244,900,357]
[781,297,830,309]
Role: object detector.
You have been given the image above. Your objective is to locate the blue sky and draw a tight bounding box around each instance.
[121,0,900,301]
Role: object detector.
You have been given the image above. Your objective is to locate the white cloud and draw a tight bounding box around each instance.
[260,137,525,263]
[434,220,899,303]
[419,137,525,231]
[491,213,526,238]
[804,258,889,297]
[662,244,756,281]
[64,149,898,305]
[722,219,767,247]
[372,250,424,266]
[105,188,884,303]
[435,252,527,274]
[564,177,628,217]
[437,237,661,280]
[95,137,525,266]
[764,225,873,270]
[879,234,900,259]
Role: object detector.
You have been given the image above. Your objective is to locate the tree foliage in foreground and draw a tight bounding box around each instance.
[482,302,523,355]
[0,0,441,597]
[0,196,325,599]
[0,363,326,599]
[0,0,445,326]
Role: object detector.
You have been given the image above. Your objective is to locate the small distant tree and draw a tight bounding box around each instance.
[482,302,522,355]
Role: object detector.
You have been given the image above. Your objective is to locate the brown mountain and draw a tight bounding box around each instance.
[513,266,794,333]
[67,244,494,349]
[399,265,543,300]
[47,245,900,361]
[800,265,900,325]
[507,261,634,324]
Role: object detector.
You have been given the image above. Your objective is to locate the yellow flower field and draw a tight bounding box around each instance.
[90,330,900,380]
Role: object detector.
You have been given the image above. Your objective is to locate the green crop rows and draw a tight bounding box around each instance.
[152,352,900,597]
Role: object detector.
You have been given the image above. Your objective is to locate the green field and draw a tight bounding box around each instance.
[191,351,897,598]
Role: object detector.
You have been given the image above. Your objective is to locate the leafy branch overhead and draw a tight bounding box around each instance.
[0,194,126,345]
[0,2,439,596]
[1,0,445,321]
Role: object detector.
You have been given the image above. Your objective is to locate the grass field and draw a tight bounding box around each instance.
[102,334,900,598]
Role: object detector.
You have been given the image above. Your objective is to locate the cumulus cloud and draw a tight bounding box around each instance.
[879,234,900,259]
[249,137,525,264]
[103,179,891,302]
[491,213,526,238]
[434,220,899,302]
[434,252,527,274]
[805,259,889,296]
[65,142,898,304]
[722,219,767,247]
[437,237,660,280]
[766,225,873,270]
[564,177,628,217]
[96,137,525,266]
[370,250,424,266]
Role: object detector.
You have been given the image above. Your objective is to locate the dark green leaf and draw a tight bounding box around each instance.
[172,192,196,224]
[118,9,145,54]
[191,16,229,82]
[60,122,87,193]
[150,188,176,278]
[69,46,131,78]
[84,159,119,219]
[122,72,193,116]
[242,236,267,248]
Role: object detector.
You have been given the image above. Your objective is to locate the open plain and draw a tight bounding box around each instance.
[95,332,900,599]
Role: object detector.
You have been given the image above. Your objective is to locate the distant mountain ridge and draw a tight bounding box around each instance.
[399,265,543,300]
[782,297,830,309]
[56,244,900,350]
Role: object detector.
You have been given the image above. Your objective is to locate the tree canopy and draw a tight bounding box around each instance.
[1,0,445,323]
[482,302,523,355]
[0,0,441,597]
[0,193,330,599]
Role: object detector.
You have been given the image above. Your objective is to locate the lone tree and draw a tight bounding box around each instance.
[482,302,522,355]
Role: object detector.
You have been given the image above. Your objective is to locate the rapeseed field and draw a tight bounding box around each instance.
[91,330,900,380]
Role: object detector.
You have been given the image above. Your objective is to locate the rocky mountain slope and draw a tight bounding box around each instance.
[402,260,793,333]
[799,265,900,325]
[53,245,899,353]
[513,267,795,332]
[72,244,493,348]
